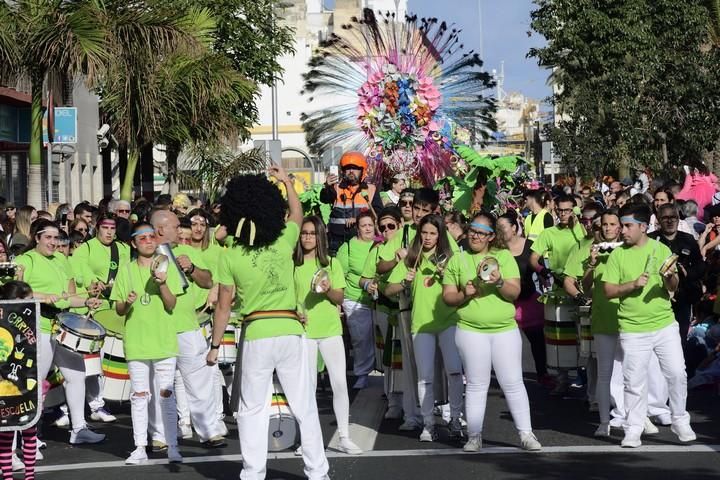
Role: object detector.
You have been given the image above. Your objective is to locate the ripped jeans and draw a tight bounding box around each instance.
[128,357,178,448]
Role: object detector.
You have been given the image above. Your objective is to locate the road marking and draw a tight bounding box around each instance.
[327,372,386,452]
[35,444,720,473]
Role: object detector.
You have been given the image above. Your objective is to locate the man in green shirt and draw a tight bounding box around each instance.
[603,203,695,448]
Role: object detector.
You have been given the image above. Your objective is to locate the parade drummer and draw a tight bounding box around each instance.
[442,212,542,452]
[111,222,183,465]
[70,213,131,423]
[603,203,696,448]
[385,214,464,443]
[294,215,363,455]
[15,219,105,445]
[358,207,409,425]
[207,165,330,480]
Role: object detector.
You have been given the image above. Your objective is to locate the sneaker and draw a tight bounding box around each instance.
[125,446,148,465]
[90,408,117,423]
[36,445,44,461]
[419,427,437,442]
[168,446,183,463]
[70,428,106,445]
[609,417,624,428]
[519,431,542,451]
[643,417,659,435]
[217,421,229,437]
[12,453,24,471]
[37,439,47,450]
[178,423,193,440]
[671,423,696,443]
[653,414,672,426]
[594,423,610,437]
[54,413,70,428]
[152,440,168,452]
[337,437,363,455]
[202,435,227,448]
[398,416,423,431]
[294,445,303,457]
[463,434,482,452]
[352,375,369,389]
[621,431,642,448]
[448,417,464,439]
[384,406,403,420]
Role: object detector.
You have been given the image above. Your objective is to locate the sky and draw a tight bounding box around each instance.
[409,0,552,103]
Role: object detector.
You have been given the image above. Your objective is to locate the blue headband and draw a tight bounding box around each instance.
[470,222,494,233]
[620,216,645,225]
[131,227,155,237]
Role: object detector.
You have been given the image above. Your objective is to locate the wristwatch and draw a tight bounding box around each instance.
[210,344,220,350]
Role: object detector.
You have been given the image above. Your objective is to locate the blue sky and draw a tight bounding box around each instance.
[409,0,551,102]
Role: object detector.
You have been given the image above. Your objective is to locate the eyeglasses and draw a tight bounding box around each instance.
[556,208,574,214]
[660,216,679,222]
[300,231,317,237]
[378,223,397,233]
[399,201,413,207]
[75,228,88,233]
[116,209,130,214]
[468,229,492,238]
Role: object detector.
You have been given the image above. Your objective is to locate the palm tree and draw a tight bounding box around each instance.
[0,2,18,79]
[708,0,720,46]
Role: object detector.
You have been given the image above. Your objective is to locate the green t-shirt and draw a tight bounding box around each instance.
[378,224,459,262]
[16,251,73,333]
[185,243,224,310]
[294,258,346,339]
[172,244,208,333]
[601,238,676,333]
[388,252,458,334]
[530,223,586,274]
[216,222,304,341]
[360,243,398,314]
[336,237,373,304]
[110,261,183,360]
[442,248,519,334]
[70,238,131,312]
[564,243,619,335]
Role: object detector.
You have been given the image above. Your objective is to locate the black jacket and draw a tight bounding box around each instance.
[649,231,705,304]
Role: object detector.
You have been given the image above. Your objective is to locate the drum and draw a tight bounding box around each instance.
[577,306,594,359]
[54,312,106,354]
[93,309,126,337]
[543,298,579,371]
[268,375,298,452]
[217,326,239,364]
[100,333,131,402]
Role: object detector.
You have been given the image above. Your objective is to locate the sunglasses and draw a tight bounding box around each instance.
[116,209,131,214]
[399,200,413,207]
[378,223,397,233]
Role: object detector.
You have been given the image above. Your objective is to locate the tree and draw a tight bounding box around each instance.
[0,2,18,80]
[530,0,720,178]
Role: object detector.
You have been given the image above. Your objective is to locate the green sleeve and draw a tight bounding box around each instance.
[336,242,350,275]
[387,260,408,284]
[216,251,233,286]
[530,229,550,255]
[279,222,300,250]
[563,245,586,279]
[330,259,347,290]
[601,250,621,284]
[361,247,379,279]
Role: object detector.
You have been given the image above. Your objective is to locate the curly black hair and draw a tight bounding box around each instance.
[219,174,288,249]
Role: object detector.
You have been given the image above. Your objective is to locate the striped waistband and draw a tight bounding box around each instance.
[243,310,300,323]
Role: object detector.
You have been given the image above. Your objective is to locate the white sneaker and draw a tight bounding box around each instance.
[90,408,117,423]
[168,446,183,463]
[419,427,437,442]
[12,453,24,471]
[36,445,44,461]
[463,434,482,452]
[178,423,193,440]
[217,421,229,437]
[609,417,624,428]
[337,437,363,455]
[594,423,610,437]
[54,413,70,428]
[653,414,672,426]
[125,446,148,465]
[519,431,542,451]
[643,417,659,435]
[671,423,696,443]
[398,416,423,431]
[294,445,303,456]
[384,406,403,420]
[621,432,642,448]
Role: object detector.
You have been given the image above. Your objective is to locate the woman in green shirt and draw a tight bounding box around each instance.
[294,216,362,455]
[385,214,463,442]
[442,212,542,452]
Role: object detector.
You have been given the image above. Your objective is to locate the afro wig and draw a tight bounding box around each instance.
[219,174,288,249]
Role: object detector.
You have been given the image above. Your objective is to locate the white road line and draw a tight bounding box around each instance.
[35,444,720,473]
[327,372,386,452]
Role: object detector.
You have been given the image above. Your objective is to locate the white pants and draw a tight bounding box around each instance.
[37,333,89,433]
[306,336,351,438]
[213,364,228,421]
[238,336,328,480]
[413,327,463,426]
[128,357,178,448]
[175,329,224,441]
[343,300,375,376]
[85,376,105,412]
[619,323,690,435]
[455,328,532,435]
[374,311,401,410]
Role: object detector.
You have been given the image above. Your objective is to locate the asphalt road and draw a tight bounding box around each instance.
[23,336,720,480]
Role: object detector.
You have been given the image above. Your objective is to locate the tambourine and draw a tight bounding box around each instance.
[477,257,499,282]
[659,254,679,277]
[310,269,330,293]
[150,254,169,274]
[429,253,449,271]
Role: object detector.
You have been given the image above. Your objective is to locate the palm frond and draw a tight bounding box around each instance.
[0,2,19,79]
[708,0,720,46]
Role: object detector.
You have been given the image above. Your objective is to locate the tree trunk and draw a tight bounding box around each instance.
[141,143,154,201]
[165,142,180,195]
[120,148,140,201]
[26,72,44,208]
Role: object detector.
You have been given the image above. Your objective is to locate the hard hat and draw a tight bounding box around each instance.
[339,151,368,171]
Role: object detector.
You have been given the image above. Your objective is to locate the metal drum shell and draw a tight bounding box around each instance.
[544,301,579,371]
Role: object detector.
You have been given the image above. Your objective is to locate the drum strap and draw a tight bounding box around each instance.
[102,242,120,299]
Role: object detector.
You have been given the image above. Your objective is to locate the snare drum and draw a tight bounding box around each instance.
[54,312,106,354]
[217,326,239,364]
[268,376,298,452]
[577,306,594,359]
[543,298,579,371]
[100,333,131,402]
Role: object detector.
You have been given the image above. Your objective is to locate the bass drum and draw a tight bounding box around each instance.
[268,374,299,452]
[94,309,131,402]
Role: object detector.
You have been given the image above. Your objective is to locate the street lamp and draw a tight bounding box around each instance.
[272,2,294,141]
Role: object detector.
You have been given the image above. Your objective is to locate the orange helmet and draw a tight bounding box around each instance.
[339,151,368,171]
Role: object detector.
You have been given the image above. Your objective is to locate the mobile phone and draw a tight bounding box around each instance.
[61,213,67,225]
[329,165,339,176]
